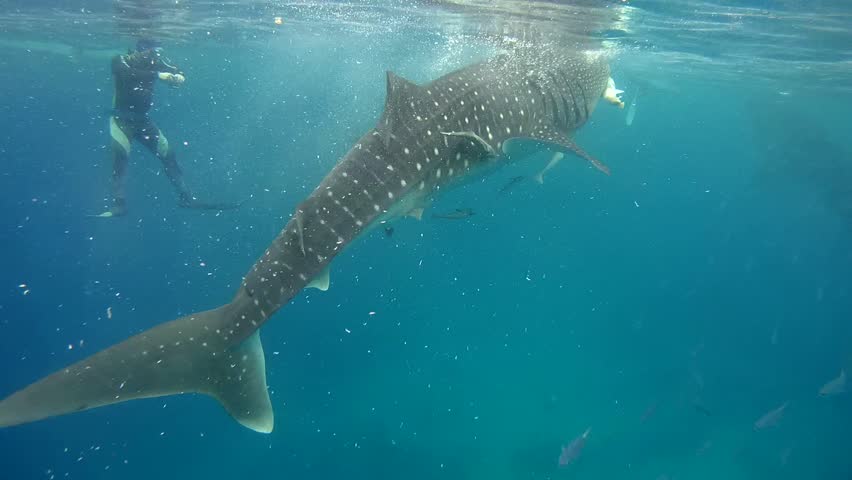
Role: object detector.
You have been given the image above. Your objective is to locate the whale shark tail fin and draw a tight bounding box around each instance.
[0,304,274,433]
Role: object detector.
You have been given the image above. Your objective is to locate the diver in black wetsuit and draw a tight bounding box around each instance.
[96,38,236,217]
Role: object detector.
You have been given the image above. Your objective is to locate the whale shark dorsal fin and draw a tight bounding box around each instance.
[386,71,422,104]
[307,266,330,291]
[379,71,425,142]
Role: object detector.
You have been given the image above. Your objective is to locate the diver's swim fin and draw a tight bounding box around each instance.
[180,199,245,211]
[87,208,127,218]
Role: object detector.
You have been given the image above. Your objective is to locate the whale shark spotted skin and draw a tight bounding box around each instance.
[0,47,619,433]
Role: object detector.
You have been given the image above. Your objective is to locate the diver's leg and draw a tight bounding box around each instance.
[99,116,132,217]
[137,119,194,206]
[137,118,242,212]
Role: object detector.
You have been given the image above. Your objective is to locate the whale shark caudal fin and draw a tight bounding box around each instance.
[0,305,274,433]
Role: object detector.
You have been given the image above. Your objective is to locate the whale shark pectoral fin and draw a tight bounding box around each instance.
[211,332,273,433]
[502,129,611,176]
[561,139,610,176]
[307,266,331,291]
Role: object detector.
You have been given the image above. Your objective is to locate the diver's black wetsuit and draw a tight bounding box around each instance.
[108,50,191,213]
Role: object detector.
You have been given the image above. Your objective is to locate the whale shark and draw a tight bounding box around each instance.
[0,47,623,433]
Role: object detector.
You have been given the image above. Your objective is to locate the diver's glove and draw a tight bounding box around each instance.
[158,72,185,85]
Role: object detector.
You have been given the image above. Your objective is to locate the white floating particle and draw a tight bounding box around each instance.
[633,201,640,208]
[106,307,112,319]
[368,311,376,316]
[344,328,351,334]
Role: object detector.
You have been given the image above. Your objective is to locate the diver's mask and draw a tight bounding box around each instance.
[129,46,176,71]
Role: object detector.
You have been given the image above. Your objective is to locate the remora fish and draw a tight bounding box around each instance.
[432,208,475,220]
[558,427,591,466]
[819,369,846,396]
[498,175,525,195]
[754,401,789,430]
[0,48,622,433]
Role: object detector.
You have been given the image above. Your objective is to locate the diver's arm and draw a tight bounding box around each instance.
[112,54,183,84]
[156,58,181,75]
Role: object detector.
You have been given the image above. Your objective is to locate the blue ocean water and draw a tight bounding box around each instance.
[1,1,851,479]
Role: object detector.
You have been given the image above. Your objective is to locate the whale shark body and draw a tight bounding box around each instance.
[0,47,621,433]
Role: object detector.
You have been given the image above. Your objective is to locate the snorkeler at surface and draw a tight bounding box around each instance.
[96,38,239,217]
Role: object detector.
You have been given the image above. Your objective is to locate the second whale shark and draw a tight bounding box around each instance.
[0,46,624,433]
